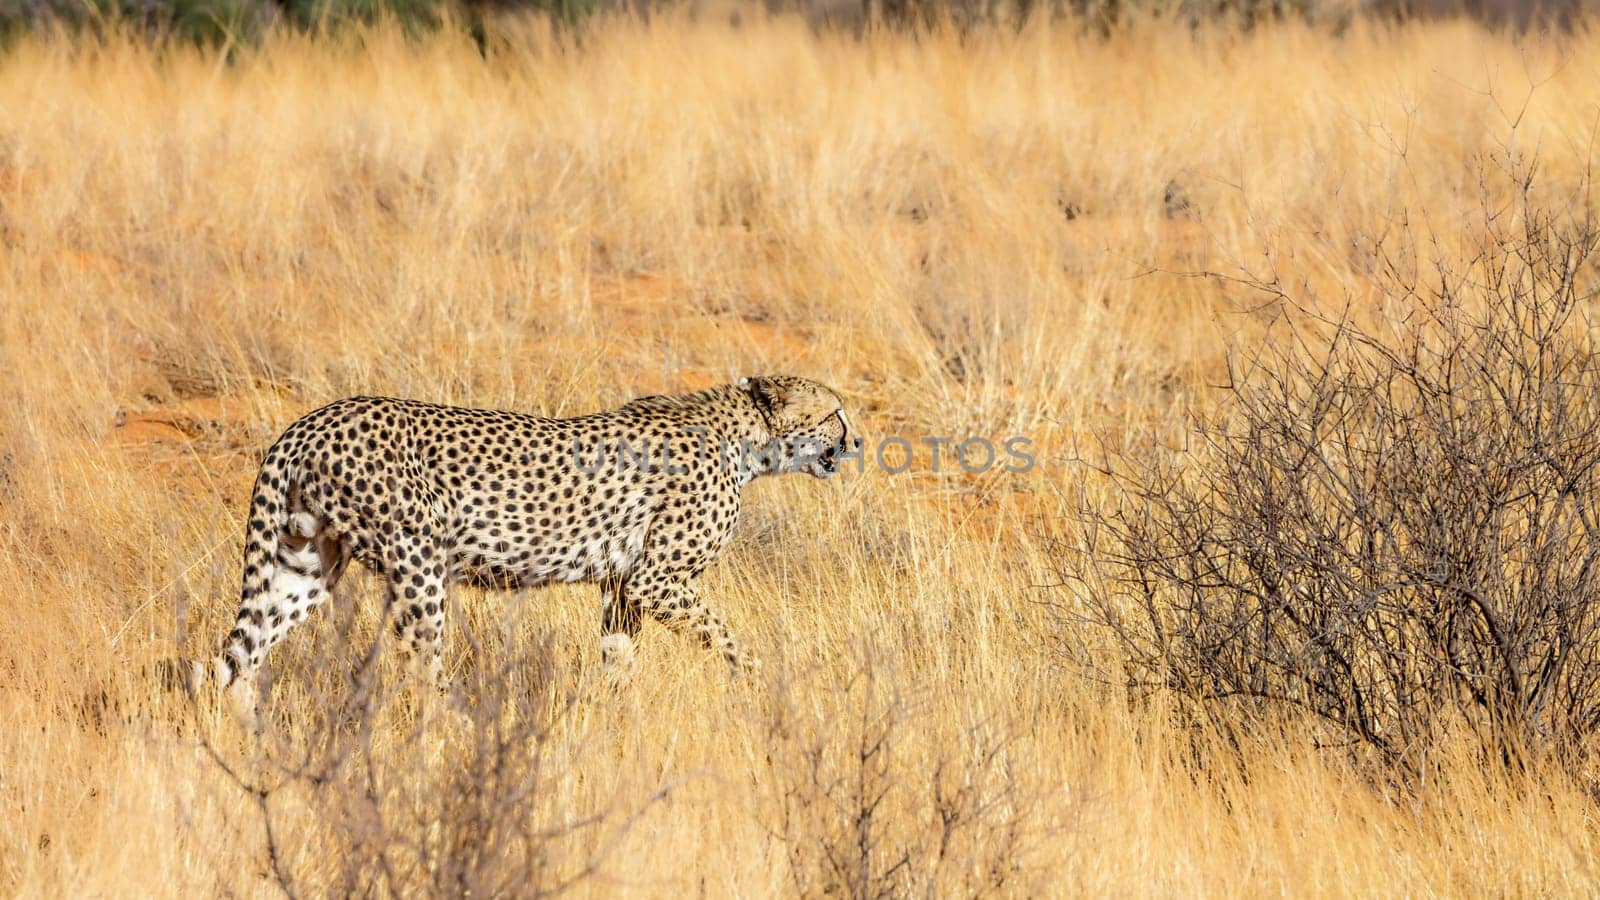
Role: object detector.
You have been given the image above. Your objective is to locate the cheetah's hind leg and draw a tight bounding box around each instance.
[384,529,452,696]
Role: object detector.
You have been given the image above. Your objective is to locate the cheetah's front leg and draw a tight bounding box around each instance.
[599,575,641,687]
[625,570,760,675]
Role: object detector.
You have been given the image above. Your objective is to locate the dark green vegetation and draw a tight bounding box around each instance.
[0,0,1582,48]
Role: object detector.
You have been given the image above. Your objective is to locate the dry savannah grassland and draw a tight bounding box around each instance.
[4,13,1600,896]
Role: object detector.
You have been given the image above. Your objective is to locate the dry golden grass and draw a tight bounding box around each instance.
[3,13,1600,895]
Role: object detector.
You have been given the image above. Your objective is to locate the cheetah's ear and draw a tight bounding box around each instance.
[739,376,787,416]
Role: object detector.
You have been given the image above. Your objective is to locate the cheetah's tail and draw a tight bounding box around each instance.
[190,441,304,693]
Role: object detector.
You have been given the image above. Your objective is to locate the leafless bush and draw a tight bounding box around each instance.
[1061,157,1600,780]
[759,652,1043,897]
[185,616,669,897]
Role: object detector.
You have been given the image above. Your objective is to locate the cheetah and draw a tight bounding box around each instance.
[190,376,857,713]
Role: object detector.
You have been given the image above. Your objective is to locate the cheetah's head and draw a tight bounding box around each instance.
[739,375,859,479]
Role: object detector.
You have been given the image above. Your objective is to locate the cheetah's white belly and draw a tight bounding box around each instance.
[551,515,652,582]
